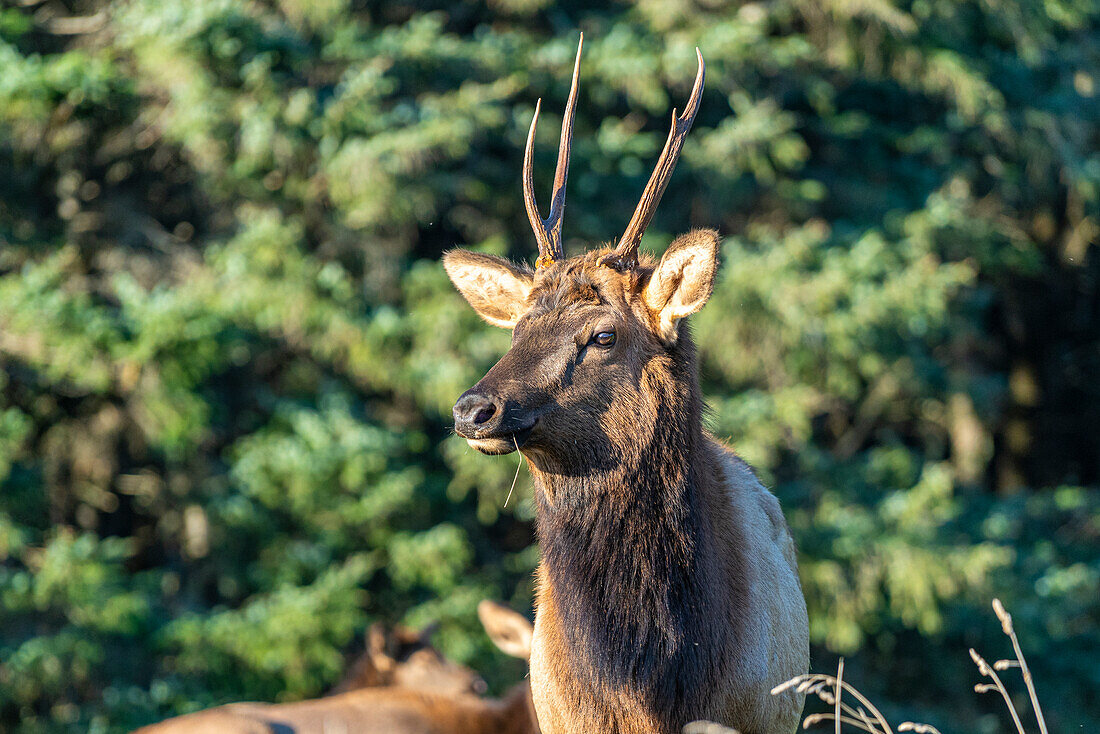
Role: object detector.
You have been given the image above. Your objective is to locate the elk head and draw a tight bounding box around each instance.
[331,623,487,695]
[446,36,717,473]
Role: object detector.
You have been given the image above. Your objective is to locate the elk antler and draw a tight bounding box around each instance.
[524,34,583,268]
[601,48,705,271]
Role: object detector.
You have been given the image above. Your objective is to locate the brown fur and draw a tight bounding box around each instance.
[445,231,810,734]
[133,606,539,734]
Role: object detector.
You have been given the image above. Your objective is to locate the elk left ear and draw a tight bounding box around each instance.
[642,229,720,342]
[443,250,534,329]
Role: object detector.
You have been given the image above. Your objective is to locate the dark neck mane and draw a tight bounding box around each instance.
[530,337,726,726]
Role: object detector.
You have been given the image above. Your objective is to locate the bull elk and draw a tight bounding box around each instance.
[445,34,809,734]
[131,603,538,734]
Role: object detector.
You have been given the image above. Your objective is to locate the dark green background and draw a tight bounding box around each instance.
[0,0,1098,731]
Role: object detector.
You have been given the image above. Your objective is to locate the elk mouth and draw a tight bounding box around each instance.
[461,421,536,455]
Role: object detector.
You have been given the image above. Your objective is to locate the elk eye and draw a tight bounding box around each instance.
[592,331,616,348]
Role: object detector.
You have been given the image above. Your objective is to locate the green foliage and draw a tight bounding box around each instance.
[0,0,1098,731]
[161,555,370,704]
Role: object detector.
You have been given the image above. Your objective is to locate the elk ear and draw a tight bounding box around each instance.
[642,229,720,343]
[443,250,534,329]
[368,624,396,674]
[477,600,533,660]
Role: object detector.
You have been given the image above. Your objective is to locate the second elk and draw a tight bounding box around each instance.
[133,602,537,734]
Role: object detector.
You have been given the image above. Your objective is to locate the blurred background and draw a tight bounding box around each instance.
[0,0,1098,731]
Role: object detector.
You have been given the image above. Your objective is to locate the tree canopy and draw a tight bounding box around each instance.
[0,0,1098,731]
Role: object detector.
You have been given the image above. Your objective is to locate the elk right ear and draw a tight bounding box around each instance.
[477,600,533,660]
[443,250,534,329]
[641,229,720,343]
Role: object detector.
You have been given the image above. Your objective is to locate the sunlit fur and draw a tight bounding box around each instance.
[446,230,810,734]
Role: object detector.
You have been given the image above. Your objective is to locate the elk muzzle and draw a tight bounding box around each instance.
[453,389,537,455]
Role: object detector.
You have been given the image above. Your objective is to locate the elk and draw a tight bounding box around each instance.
[444,35,809,734]
[131,603,538,734]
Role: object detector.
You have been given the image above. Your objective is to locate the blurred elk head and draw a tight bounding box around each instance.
[445,34,717,474]
[331,622,487,696]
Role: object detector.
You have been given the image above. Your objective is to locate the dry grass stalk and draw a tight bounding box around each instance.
[990,598,1049,734]
[771,598,1047,734]
[969,647,1026,734]
[835,657,844,734]
[970,598,1049,734]
[771,664,906,734]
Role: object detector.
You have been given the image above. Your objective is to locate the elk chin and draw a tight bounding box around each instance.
[463,421,536,456]
[466,436,519,455]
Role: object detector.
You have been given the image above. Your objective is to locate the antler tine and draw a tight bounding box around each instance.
[522,99,553,262]
[546,33,583,256]
[603,48,705,271]
[523,33,583,268]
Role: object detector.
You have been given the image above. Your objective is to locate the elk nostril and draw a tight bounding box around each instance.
[472,404,496,425]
